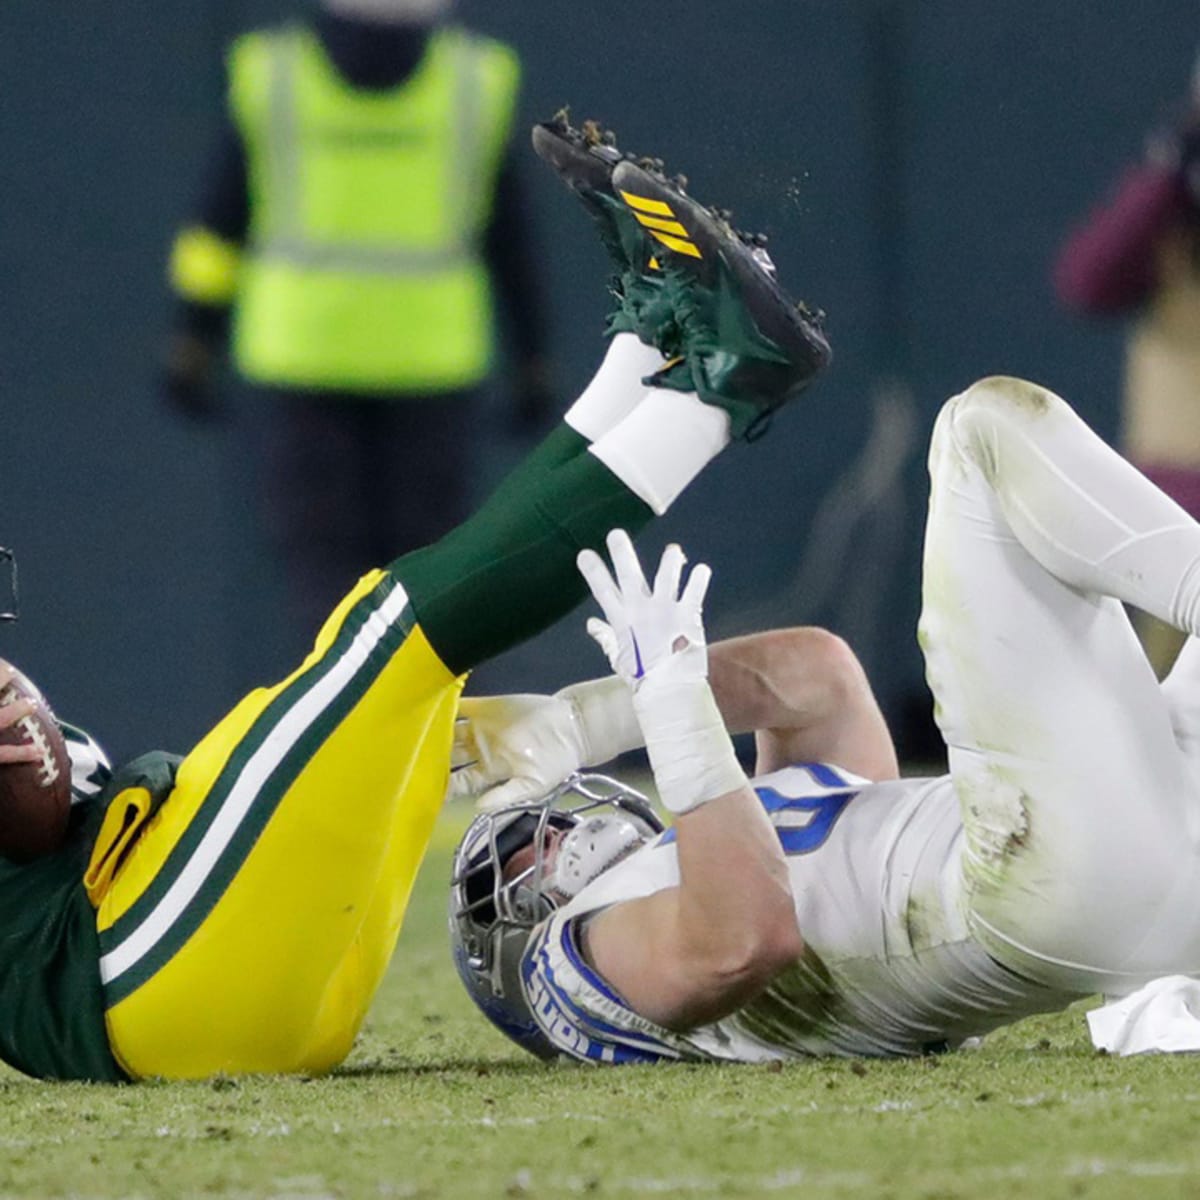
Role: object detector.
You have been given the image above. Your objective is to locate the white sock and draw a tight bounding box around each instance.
[564,333,666,442]
[588,388,732,515]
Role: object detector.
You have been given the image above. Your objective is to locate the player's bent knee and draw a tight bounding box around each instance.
[935,376,1070,471]
[952,375,1071,430]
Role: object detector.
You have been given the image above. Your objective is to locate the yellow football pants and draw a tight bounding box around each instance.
[96,570,464,1078]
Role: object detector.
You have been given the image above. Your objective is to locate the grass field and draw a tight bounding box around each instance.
[3,807,1200,1200]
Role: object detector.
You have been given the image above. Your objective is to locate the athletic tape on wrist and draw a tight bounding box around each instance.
[633,677,746,814]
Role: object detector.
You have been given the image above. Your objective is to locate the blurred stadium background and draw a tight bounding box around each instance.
[1,0,1195,765]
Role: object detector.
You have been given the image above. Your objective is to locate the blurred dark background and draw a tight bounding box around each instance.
[0,0,1195,763]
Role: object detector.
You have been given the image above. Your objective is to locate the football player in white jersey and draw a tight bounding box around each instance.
[450,374,1200,1063]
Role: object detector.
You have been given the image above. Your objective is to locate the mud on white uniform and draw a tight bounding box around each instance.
[520,762,1072,1064]
[921,379,1200,993]
[524,376,1200,1063]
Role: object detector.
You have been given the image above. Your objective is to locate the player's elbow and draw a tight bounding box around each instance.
[667,918,803,1029]
[735,924,805,992]
[765,627,864,713]
[805,629,868,710]
[751,901,806,978]
[649,878,803,1031]
[700,897,804,992]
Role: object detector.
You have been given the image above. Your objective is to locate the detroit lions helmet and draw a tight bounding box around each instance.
[449,772,664,1058]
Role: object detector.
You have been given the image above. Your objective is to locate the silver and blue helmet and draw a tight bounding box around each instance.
[449,772,664,1058]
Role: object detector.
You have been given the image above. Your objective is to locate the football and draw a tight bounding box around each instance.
[0,660,72,861]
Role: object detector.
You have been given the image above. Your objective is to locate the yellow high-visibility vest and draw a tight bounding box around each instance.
[228,25,518,392]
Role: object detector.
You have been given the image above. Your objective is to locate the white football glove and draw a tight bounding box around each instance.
[448,679,645,811]
[576,530,745,814]
[576,529,712,690]
[448,694,583,811]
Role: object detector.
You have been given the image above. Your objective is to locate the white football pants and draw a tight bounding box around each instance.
[921,376,1200,993]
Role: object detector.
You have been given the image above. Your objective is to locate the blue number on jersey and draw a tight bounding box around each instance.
[656,764,859,856]
[755,763,858,855]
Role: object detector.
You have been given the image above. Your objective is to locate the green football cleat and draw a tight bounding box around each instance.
[531,112,679,351]
[611,159,832,440]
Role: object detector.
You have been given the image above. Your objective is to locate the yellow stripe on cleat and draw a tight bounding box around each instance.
[648,256,661,271]
[619,190,675,217]
[650,230,702,258]
[633,213,691,237]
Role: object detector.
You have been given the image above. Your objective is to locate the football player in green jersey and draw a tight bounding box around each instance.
[0,116,830,1080]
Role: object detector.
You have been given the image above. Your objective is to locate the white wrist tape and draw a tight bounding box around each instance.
[555,676,644,767]
[632,676,747,814]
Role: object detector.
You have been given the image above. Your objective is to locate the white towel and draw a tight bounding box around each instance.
[1087,975,1200,1055]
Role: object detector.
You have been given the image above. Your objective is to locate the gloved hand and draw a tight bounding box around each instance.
[162,334,222,421]
[576,530,711,689]
[577,529,745,814]
[448,675,644,810]
[448,693,586,811]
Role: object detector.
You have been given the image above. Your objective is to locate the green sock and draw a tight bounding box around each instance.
[479,424,587,506]
[392,437,652,674]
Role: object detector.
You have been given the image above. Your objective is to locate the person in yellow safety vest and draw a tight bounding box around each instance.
[163,0,556,665]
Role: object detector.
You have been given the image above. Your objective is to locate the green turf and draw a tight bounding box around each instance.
[3,808,1200,1199]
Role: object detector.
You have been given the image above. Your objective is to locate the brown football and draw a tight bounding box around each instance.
[0,660,72,860]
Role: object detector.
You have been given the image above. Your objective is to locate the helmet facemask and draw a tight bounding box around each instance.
[449,772,664,1058]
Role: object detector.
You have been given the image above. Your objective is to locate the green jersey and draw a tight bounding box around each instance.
[0,726,180,1082]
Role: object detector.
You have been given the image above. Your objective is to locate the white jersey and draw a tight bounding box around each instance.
[520,763,1077,1063]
